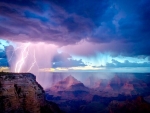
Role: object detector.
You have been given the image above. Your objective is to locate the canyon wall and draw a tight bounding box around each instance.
[0,72,62,113]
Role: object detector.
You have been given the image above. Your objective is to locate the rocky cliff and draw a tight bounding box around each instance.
[0,72,62,113]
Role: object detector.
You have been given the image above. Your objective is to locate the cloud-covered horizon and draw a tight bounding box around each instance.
[0,41,150,71]
[52,52,86,68]
[106,59,150,67]
[0,0,150,72]
[0,0,150,56]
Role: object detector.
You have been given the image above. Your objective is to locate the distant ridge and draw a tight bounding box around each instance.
[50,75,87,92]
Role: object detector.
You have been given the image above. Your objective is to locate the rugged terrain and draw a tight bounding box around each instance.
[47,74,150,113]
[48,75,150,100]
[48,75,90,101]
[0,72,62,113]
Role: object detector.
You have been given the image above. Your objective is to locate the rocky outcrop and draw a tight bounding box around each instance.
[108,96,150,113]
[48,75,90,100]
[50,75,89,92]
[91,75,150,97]
[0,72,62,113]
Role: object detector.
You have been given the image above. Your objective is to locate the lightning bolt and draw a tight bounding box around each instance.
[27,49,37,72]
[15,43,30,72]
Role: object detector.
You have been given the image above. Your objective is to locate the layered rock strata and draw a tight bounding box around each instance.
[0,72,61,113]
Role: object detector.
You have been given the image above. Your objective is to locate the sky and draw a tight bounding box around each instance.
[0,0,150,72]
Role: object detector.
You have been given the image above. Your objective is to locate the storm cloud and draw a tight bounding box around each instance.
[0,0,150,56]
[0,49,8,66]
[52,52,86,68]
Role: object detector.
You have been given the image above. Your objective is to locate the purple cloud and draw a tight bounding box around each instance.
[0,0,150,56]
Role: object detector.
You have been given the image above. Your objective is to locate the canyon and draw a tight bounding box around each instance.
[46,74,150,113]
[1,72,150,113]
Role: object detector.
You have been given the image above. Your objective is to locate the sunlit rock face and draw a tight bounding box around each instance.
[49,75,90,100]
[50,75,89,92]
[0,72,62,113]
[50,75,79,91]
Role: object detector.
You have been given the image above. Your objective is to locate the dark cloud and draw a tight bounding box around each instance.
[0,58,9,66]
[52,59,86,68]
[0,42,15,67]
[106,59,150,67]
[52,52,86,68]
[53,52,71,62]
[49,0,109,26]
[0,0,150,56]
[0,50,6,58]
[0,40,10,66]
[0,49,8,66]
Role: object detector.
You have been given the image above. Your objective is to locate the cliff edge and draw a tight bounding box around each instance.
[0,72,62,113]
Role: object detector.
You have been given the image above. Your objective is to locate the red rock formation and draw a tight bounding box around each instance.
[50,75,88,92]
[49,75,90,100]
